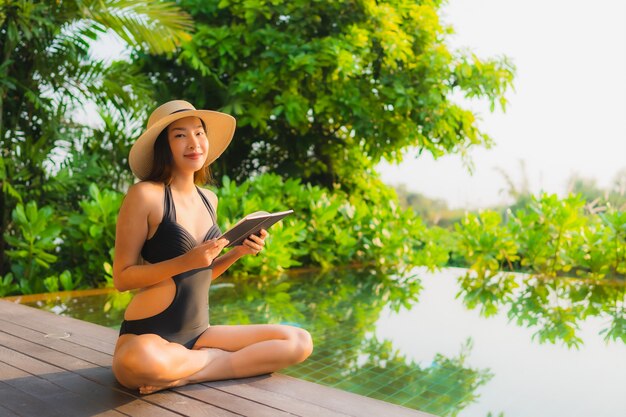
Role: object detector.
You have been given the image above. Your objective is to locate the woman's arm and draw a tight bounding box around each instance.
[115,255,204,292]
[113,183,182,291]
[211,230,268,280]
[211,247,245,280]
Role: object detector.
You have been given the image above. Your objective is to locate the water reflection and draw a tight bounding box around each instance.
[455,269,626,347]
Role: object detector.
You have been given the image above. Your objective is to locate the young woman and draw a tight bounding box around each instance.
[112,100,313,394]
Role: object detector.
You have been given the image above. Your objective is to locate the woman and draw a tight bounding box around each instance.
[112,100,313,394]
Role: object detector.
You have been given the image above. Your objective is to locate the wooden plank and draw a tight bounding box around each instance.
[0,330,99,373]
[0,319,112,367]
[204,378,351,417]
[49,371,179,417]
[216,373,433,417]
[0,381,66,417]
[175,384,296,417]
[137,390,242,417]
[1,312,242,417]
[0,330,240,417]
[0,300,118,342]
[0,403,21,417]
[0,301,117,352]
[0,359,68,398]
[75,366,242,417]
[0,362,125,417]
[0,342,178,417]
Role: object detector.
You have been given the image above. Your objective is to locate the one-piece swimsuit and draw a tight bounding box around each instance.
[118,184,222,349]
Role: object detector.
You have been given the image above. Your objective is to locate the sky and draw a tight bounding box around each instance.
[377,0,626,208]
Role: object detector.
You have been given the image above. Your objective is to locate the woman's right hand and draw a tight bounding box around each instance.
[185,238,230,269]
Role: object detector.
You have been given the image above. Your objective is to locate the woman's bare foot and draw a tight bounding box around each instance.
[138,347,223,394]
[139,378,187,395]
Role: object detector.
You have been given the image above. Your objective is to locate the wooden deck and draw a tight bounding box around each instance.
[0,300,432,417]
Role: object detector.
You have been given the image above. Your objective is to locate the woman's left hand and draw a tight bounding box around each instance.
[236,229,269,256]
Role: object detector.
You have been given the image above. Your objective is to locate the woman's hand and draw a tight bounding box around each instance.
[185,237,230,269]
[235,229,269,256]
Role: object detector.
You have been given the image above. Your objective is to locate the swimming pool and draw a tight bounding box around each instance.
[11,267,626,417]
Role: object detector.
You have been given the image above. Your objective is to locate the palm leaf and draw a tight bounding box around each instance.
[79,0,194,55]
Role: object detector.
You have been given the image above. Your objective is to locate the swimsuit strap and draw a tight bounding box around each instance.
[164,184,176,222]
[196,186,217,224]
[165,184,216,224]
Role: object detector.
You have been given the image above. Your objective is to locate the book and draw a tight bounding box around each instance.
[220,209,294,248]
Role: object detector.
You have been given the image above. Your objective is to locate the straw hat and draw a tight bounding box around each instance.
[129,100,236,180]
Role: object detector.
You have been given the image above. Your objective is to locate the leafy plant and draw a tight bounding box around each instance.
[43,270,80,293]
[0,273,19,297]
[3,201,62,294]
[64,184,123,286]
[213,173,449,278]
[0,0,193,277]
[451,193,626,347]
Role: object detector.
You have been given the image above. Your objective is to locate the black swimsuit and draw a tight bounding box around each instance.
[118,185,222,349]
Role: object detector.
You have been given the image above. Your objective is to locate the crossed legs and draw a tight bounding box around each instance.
[112,324,313,394]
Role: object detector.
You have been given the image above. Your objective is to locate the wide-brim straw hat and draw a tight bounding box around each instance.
[129,100,236,180]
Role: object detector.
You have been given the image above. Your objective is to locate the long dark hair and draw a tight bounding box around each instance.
[144,118,214,185]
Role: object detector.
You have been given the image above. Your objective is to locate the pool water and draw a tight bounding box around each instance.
[11,267,626,417]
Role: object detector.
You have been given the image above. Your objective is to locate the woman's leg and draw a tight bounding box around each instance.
[113,325,313,395]
[189,324,314,378]
[194,323,312,352]
[112,334,225,393]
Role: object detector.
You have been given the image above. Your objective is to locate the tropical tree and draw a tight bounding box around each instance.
[0,0,194,275]
[132,0,515,191]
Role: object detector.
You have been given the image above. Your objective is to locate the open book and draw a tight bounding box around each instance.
[220,210,294,248]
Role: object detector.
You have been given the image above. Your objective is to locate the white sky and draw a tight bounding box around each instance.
[377,0,626,208]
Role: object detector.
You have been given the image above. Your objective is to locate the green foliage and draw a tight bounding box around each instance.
[455,211,519,276]
[452,193,626,347]
[509,194,588,277]
[213,173,450,277]
[1,183,122,295]
[3,201,62,294]
[0,0,194,277]
[43,270,80,293]
[82,1,194,55]
[453,211,520,316]
[63,184,123,286]
[599,208,626,276]
[454,194,626,281]
[0,272,19,297]
[1,174,449,294]
[137,0,515,188]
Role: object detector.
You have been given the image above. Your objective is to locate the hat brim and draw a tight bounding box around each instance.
[129,110,236,180]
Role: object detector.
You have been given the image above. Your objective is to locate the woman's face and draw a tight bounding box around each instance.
[167,116,209,175]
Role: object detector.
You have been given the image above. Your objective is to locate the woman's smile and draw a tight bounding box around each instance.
[184,152,203,160]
